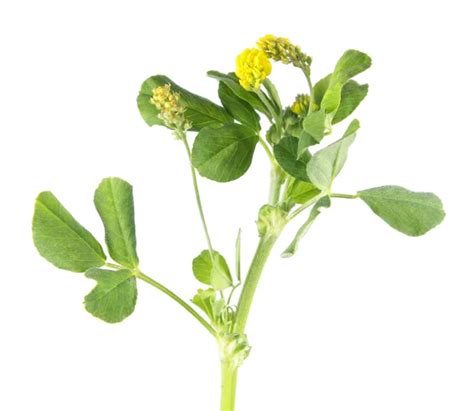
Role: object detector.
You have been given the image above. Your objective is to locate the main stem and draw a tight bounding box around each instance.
[219,169,284,411]
[233,233,280,334]
[221,362,238,411]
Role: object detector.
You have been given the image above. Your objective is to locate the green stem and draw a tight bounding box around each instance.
[304,71,314,115]
[182,135,214,254]
[288,193,323,221]
[220,362,238,411]
[257,89,282,136]
[258,136,277,168]
[135,271,216,337]
[331,192,359,199]
[233,156,285,332]
[233,233,281,334]
[269,167,284,205]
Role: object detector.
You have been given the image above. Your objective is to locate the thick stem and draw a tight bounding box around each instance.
[233,233,280,334]
[220,362,238,411]
[268,166,285,206]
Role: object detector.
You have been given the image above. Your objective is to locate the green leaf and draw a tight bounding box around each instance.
[192,250,233,290]
[333,81,369,124]
[321,50,371,113]
[307,119,360,191]
[282,108,303,139]
[33,192,106,273]
[358,186,445,236]
[84,268,137,323]
[262,78,282,113]
[207,71,271,118]
[137,75,232,131]
[313,74,331,106]
[285,180,321,205]
[94,178,139,269]
[282,196,331,258]
[192,123,259,182]
[274,137,311,182]
[218,82,260,132]
[299,110,327,156]
[321,83,344,114]
[331,50,372,85]
[192,288,224,324]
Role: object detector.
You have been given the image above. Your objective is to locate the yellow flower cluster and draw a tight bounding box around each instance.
[235,48,272,91]
[257,34,312,74]
[149,84,191,132]
[290,94,319,116]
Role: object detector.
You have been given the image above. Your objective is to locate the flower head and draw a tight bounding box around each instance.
[290,94,319,116]
[235,48,272,91]
[257,34,312,74]
[149,84,191,134]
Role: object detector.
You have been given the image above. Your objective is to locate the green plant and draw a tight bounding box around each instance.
[32,35,445,411]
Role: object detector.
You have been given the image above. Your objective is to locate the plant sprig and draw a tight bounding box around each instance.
[32,34,445,411]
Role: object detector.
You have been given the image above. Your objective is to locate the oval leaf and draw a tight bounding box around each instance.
[218,82,260,132]
[274,137,311,182]
[207,71,271,118]
[192,124,259,182]
[84,268,137,323]
[138,75,232,131]
[300,110,327,156]
[321,50,371,113]
[192,250,232,290]
[333,80,369,124]
[285,180,321,205]
[94,178,139,268]
[358,186,445,236]
[33,192,106,272]
[307,119,360,191]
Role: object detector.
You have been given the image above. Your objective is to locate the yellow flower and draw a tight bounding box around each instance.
[290,94,319,116]
[257,34,312,74]
[149,84,191,133]
[235,48,272,91]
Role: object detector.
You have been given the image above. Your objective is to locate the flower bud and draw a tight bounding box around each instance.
[257,34,312,74]
[149,84,192,134]
[290,94,319,116]
[236,48,272,91]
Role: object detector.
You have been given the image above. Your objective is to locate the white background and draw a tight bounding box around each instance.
[1,1,473,410]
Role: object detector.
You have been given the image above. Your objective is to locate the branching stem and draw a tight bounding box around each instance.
[136,271,216,337]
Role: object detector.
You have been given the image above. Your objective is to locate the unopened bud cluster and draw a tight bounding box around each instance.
[291,94,319,116]
[257,34,312,74]
[150,84,191,134]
